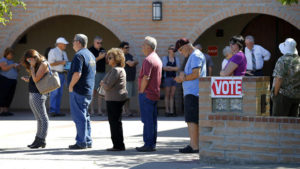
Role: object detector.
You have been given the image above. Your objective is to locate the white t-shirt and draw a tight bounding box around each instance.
[48,47,68,72]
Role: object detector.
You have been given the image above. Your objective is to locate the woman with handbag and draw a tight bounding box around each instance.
[21,49,49,149]
[100,48,128,151]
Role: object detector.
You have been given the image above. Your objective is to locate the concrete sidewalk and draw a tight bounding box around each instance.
[0,112,299,169]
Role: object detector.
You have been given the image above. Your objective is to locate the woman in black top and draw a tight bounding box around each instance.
[21,49,49,149]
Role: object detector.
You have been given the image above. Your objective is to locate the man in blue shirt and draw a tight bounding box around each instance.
[68,34,96,149]
[174,38,206,154]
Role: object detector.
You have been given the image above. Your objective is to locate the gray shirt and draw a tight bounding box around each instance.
[102,67,128,101]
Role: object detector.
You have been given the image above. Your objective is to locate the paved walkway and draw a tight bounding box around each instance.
[0,112,299,169]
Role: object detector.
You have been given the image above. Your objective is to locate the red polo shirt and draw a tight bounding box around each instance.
[138,52,162,101]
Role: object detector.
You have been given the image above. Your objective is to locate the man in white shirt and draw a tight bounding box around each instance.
[245,35,271,76]
[48,37,69,117]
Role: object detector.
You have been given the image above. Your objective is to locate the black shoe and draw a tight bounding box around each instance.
[30,137,46,149]
[87,144,92,148]
[0,112,14,116]
[106,147,125,151]
[51,113,66,117]
[179,145,199,153]
[136,146,156,152]
[69,144,86,149]
[27,136,39,148]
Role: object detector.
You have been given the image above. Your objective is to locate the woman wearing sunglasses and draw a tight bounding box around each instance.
[100,48,128,151]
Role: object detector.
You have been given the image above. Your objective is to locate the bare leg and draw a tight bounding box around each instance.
[187,122,199,150]
[169,86,176,114]
[164,87,170,113]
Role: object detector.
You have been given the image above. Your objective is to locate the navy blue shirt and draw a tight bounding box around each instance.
[67,48,96,96]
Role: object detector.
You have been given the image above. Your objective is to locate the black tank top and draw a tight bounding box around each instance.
[28,61,47,93]
[166,56,177,78]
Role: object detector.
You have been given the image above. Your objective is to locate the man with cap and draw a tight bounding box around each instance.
[48,37,69,117]
[272,38,300,117]
[174,38,206,153]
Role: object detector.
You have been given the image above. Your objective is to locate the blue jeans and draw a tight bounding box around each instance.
[69,92,92,147]
[50,73,65,114]
[139,93,158,148]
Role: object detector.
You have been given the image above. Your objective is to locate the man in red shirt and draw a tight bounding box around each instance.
[136,36,162,152]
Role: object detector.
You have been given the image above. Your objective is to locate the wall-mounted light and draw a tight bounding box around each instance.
[152,1,162,21]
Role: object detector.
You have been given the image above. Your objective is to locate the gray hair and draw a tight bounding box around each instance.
[74,34,88,48]
[144,36,157,50]
[222,46,232,56]
[194,44,202,50]
[245,35,255,43]
[94,36,102,41]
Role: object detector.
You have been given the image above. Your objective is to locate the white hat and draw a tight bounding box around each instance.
[56,37,69,44]
[279,38,298,55]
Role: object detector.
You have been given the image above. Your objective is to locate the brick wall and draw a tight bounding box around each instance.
[199,77,300,163]
[0,0,299,57]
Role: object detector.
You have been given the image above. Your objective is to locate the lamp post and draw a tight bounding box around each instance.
[152,1,162,21]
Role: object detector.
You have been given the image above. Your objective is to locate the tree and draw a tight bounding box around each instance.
[278,0,298,5]
[0,0,26,26]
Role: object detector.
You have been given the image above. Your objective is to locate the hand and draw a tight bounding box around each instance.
[69,86,73,92]
[174,76,183,83]
[29,58,36,67]
[98,52,106,60]
[21,76,29,82]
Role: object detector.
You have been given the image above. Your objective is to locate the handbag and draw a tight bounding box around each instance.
[97,85,105,98]
[35,61,61,94]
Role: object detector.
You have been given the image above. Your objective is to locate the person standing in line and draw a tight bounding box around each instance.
[89,36,106,116]
[221,46,233,70]
[174,38,206,153]
[195,44,213,76]
[68,34,96,149]
[0,48,19,116]
[220,35,247,76]
[120,41,138,117]
[272,38,300,117]
[245,35,271,76]
[48,37,69,117]
[100,48,128,151]
[162,45,180,117]
[136,36,162,152]
[21,49,49,148]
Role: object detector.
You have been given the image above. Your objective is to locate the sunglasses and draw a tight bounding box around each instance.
[124,46,130,49]
[96,42,102,45]
[168,48,175,51]
[108,56,113,60]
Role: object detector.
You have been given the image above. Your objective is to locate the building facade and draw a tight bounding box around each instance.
[0,0,299,111]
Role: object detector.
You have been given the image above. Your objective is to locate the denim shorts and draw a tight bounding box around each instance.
[184,94,199,124]
[164,77,177,87]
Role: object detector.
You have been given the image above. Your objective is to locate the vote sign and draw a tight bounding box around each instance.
[211,77,243,98]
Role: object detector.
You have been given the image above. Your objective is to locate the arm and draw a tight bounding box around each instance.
[31,62,48,83]
[273,77,283,96]
[139,75,150,93]
[220,62,238,76]
[260,46,271,61]
[68,72,81,92]
[174,68,201,83]
[48,50,66,66]
[208,66,213,76]
[96,52,106,61]
[0,62,17,71]
[101,69,119,90]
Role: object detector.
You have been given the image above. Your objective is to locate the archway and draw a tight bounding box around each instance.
[193,14,300,76]
[11,15,121,110]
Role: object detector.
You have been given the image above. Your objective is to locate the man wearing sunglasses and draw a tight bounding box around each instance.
[120,41,139,117]
[88,36,106,116]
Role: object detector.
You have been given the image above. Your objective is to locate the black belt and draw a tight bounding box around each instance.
[247,69,263,72]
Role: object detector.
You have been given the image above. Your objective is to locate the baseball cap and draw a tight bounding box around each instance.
[174,38,190,52]
[56,37,69,44]
[279,38,298,55]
